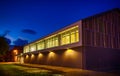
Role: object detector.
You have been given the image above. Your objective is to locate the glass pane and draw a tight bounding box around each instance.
[30,45,36,52]
[37,41,44,50]
[55,39,58,46]
[66,35,70,44]
[76,31,79,42]
[71,33,75,43]
[61,36,65,45]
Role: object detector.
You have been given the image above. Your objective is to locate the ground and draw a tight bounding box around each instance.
[0,62,119,76]
[0,62,63,76]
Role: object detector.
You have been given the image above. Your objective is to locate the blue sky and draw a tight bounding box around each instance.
[0,0,120,45]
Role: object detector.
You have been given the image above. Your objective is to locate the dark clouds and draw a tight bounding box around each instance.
[22,29,37,35]
[13,38,28,46]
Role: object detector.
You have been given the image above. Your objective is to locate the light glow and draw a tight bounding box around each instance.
[14,56,17,62]
[31,54,35,59]
[26,55,29,59]
[63,49,79,60]
[38,53,43,59]
[47,51,57,61]
[48,51,55,57]
[31,47,35,51]
[13,50,18,55]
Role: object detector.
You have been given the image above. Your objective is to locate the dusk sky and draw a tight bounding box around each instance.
[0,0,120,45]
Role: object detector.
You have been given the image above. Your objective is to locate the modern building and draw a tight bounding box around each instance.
[20,8,120,71]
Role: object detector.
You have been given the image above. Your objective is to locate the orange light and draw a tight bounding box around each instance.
[26,55,29,59]
[14,56,17,62]
[48,51,55,57]
[31,54,35,59]
[13,50,18,55]
[63,49,79,60]
[47,51,57,61]
[65,49,74,55]
[38,53,43,59]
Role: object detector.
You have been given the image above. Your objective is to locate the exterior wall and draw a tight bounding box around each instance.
[82,9,120,71]
[24,47,83,68]
[84,46,120,71]
[82,9,120,49]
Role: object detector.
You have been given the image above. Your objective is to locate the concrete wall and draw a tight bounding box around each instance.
[24,47,83,68]
[84,46,120,71]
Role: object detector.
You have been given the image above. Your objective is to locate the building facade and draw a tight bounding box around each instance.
[5,46,23,62]
[21,8,120,71]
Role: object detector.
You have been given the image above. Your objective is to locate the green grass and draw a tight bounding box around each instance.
[0,64,53,76]
[0,64,116,76]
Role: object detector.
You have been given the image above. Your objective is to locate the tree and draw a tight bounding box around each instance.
[0,36,9,61]
[5,37,11,45]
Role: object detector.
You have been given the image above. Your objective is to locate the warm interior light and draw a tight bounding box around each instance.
[13,50,18,55]
[31,47,35,51]
[14,56,17,62]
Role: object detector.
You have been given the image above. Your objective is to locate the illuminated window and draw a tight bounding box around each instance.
[46,36,59,48]
[23,25,79,53]
[61,32,70,45]
[76,30,79,42]
[71,31,75,43]
[49,38,52,47]
[61,25,79,45]
[30,44,36,52]
[37,41,44,50]
[66,33,70,44]
[24,46,29,53]
[54,37,58,46]
[46,39,50,48]
[61,34,66,45]
[46,40,48,48]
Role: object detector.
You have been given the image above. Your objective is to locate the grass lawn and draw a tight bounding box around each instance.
[0,64,63,76]
[0,63,118,76]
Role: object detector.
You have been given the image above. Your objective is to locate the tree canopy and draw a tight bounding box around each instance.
[0,36,9,56]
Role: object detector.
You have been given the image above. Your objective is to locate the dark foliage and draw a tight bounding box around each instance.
[5,37,11,45]
[0,36,9,61]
